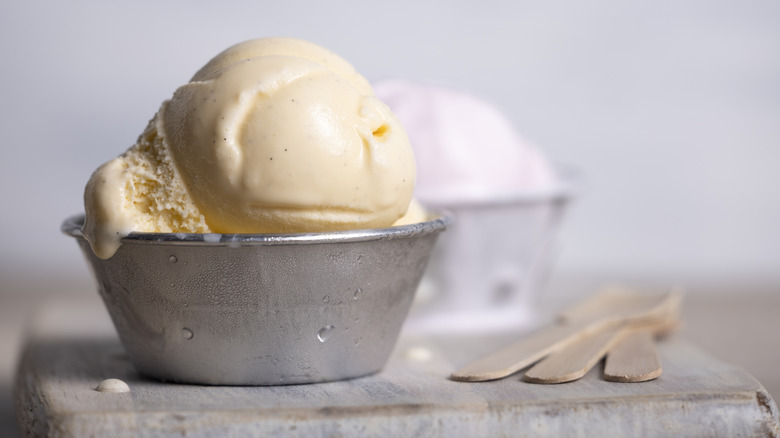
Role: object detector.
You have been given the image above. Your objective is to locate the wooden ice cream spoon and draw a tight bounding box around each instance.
[450,288,682,383]
[603,330,665,383]
[523,308,679,384]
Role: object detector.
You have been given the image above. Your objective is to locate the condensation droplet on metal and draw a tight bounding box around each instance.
[353,288,362,301]
[169,255,178,263]
[203,233,221,243]
[95,378,130,393]
[182,328,194,340]
[317,325,335,342]
[322,295,330,303]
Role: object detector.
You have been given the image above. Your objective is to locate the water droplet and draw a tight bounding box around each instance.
[322,295,330,303]
[182,328,194,340]
[169,255,178,263]
[353,288,362,301]
[317,325,335,342]
[203,233,221,243]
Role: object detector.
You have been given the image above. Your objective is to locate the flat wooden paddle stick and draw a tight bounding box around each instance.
[603,307,680,383]
[523,316,677,384]
[450,289,681,382]
[522,324,629,384]
[603,331,662,383]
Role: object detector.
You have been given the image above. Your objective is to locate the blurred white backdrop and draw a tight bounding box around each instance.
[1,0,779,284]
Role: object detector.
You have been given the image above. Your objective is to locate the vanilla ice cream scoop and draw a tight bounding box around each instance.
[191,38,373,95]
[84,38,416,259]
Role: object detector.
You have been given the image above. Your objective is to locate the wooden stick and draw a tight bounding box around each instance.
[522,318,674,384]
[604,331,662,383]
[450,289,682,382]
[523,325,627,384]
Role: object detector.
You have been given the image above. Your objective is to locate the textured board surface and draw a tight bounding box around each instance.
[14,303,780,437]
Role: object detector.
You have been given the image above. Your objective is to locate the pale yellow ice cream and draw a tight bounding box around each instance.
[84,38,421,259]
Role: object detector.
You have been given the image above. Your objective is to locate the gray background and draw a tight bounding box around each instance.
[2,0,778,281]
[1,1,779,435]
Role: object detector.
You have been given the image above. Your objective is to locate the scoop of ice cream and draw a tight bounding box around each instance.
[373,79,556,205]
[84,38,416,259]
[164,54,415,233]
[191,38,373,95]
[83,116,211,259]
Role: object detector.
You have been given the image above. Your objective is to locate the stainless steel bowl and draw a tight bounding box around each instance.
[62,213,449,385]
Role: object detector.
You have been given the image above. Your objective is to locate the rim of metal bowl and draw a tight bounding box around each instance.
[61,211,451,247]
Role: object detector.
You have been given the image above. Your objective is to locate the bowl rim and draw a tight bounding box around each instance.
[62,211,451,247]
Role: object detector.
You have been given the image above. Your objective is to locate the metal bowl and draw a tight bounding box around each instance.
[407,166,578,333]
[62,213,449,385]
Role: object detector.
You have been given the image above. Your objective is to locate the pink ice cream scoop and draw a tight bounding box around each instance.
[373,79,558,205]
